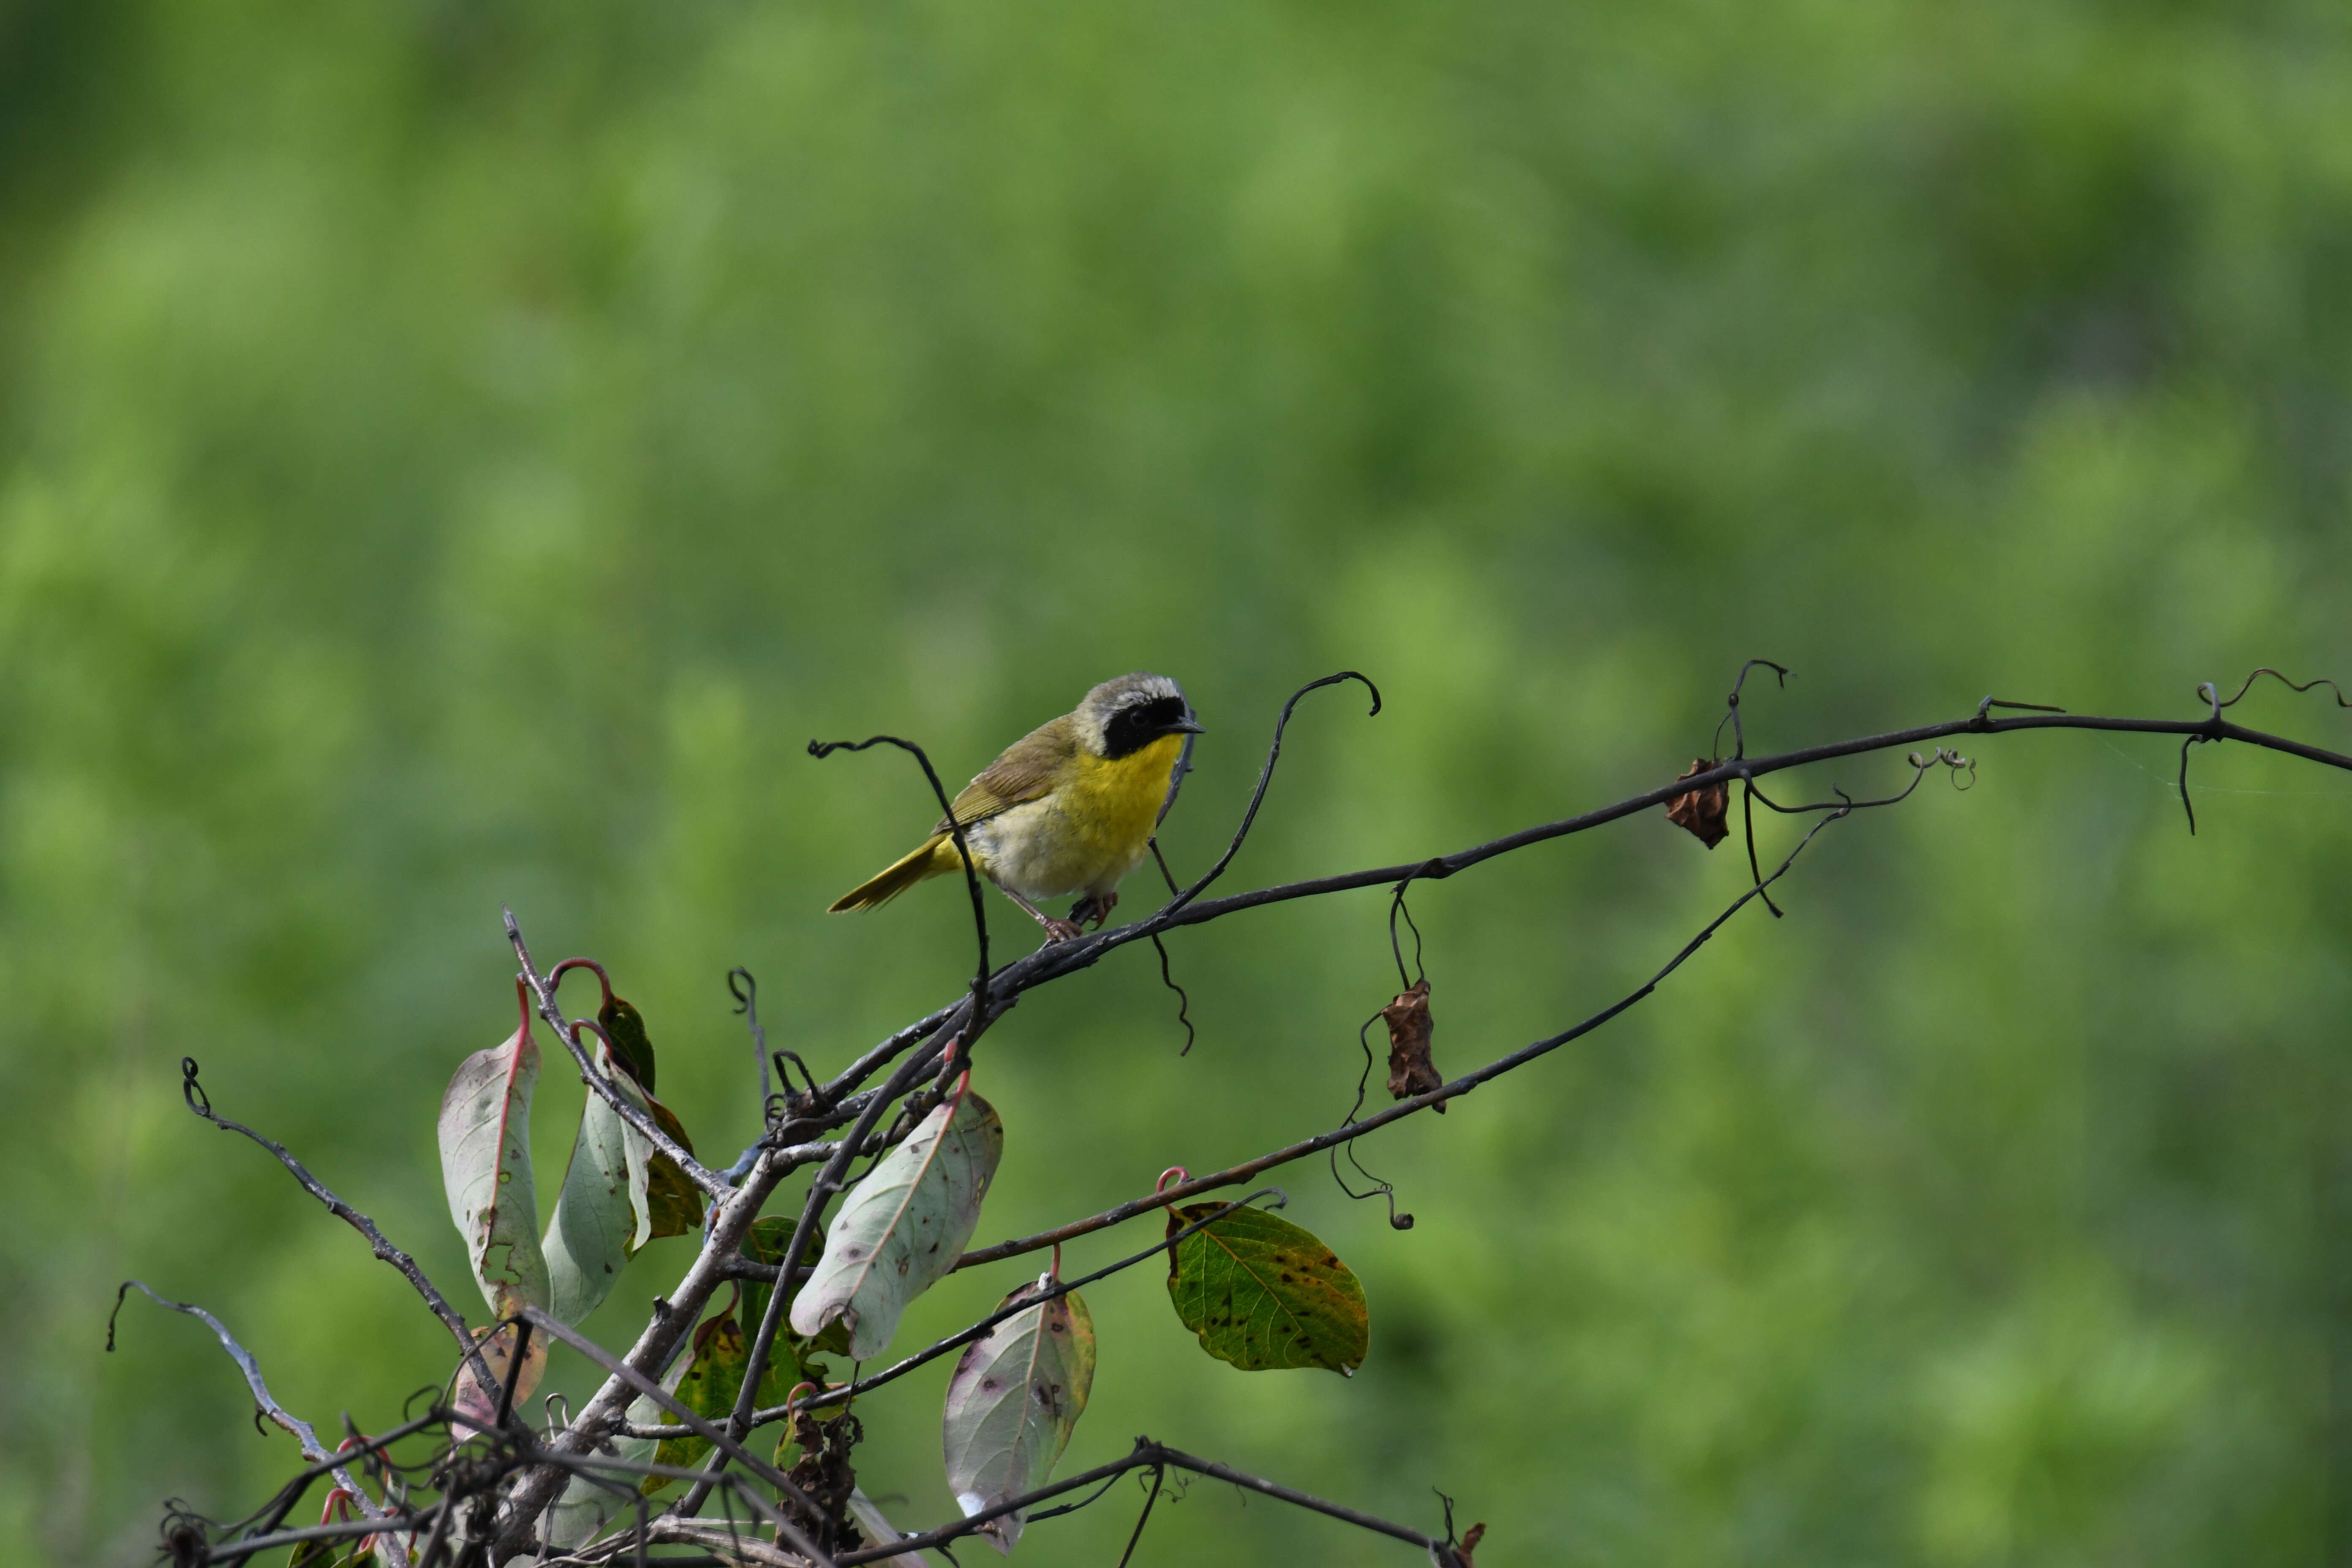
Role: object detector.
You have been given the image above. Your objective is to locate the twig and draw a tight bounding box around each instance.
[109,1282,385,1519]
[505,910,730,1197]
[678,1024,962,1516]
[514,1307,836,1568]
[807,733,992,1006]
[1157,671,1381,922]
[192,1506,442,1565]
[783,1190,1284,1418]
[542,1516,806,1566]
[957,809,1848,1271]
[1710,657,1788,762]
[1147,841,1197,1054]
[239,1408,446,1544]
[831,1437,1445,1565]
[175,1059,500,1401]
[2206,668,2352,710]
[1330,1010,1412,1230]
[1114,1464,1165,1568]
[729,967,773,1116]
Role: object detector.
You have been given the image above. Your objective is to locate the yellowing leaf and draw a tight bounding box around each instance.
[641,1094,704,1242]
[648,1309,752,1483]
[451,1319,548,1436]
[1164,1204,1367,1375]
[640,1300,805,1494]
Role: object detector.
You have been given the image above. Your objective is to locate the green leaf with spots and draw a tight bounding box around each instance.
[542,1040,656,1326]
[646,1308,752,1489]
[640,1093,705,1242]
[640,1297,817,1495]
[1164,1204,1368,1375]
[740,1214,829,1347]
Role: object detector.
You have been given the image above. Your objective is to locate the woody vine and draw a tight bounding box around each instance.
[114,663,2352,1566]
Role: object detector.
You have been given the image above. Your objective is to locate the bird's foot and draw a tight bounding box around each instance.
[1068,892,1118,931]
[1038,917,1085,944]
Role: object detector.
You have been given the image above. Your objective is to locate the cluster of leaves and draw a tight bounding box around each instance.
[421,972,1375,1560]
[433,975,702,1432]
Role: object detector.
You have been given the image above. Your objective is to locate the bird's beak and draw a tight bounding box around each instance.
[1167,717,1207,735]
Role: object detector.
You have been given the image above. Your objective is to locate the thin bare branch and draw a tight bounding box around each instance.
[172,1062,501,1403]
[831,1436,1448,1565]
[806,733,992,998]
[194,1506,442,1566]
[1157,670,1381,922]
[2205,667,2352,710]
[544,1515,806,1566]
[109,1282,386,1519]
[958,808,1846,1271]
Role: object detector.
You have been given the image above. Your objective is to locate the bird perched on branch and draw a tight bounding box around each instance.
[830,673,1203,942]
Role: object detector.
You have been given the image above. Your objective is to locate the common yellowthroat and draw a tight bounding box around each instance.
[830,673,1203,941]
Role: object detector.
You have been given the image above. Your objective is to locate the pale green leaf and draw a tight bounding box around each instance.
[942,1278,1095,1554]
[542,1041,655,1326]
[789,1086,1003,1359]
[436,979,548,1318]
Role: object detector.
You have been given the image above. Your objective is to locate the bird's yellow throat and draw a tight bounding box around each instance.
[1057,731,1187,849]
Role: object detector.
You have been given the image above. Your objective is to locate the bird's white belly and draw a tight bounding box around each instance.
[969,799,1140,901]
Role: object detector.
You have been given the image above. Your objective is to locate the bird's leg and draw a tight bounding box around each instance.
[997,886,1082,944]
[1068,890,1119,930]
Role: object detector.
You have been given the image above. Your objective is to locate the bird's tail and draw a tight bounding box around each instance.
[828,833,953,913]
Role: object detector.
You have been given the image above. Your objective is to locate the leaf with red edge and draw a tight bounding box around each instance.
[436,979,548,1318]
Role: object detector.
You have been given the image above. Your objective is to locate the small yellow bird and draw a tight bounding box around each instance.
[830,673,1203,941]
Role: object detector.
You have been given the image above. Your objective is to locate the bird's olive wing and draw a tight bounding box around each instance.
[934,718,1072,830]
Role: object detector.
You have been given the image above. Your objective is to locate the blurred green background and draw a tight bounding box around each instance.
[7,0,2352,1563]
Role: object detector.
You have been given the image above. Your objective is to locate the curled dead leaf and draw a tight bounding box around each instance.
[451,1320,547,1436]
[1383,980,1443,1112]
[1665,758,1729,849]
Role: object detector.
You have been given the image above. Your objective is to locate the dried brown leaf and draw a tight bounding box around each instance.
[1665,758,1729,848]
[1383,980,1444,1113]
